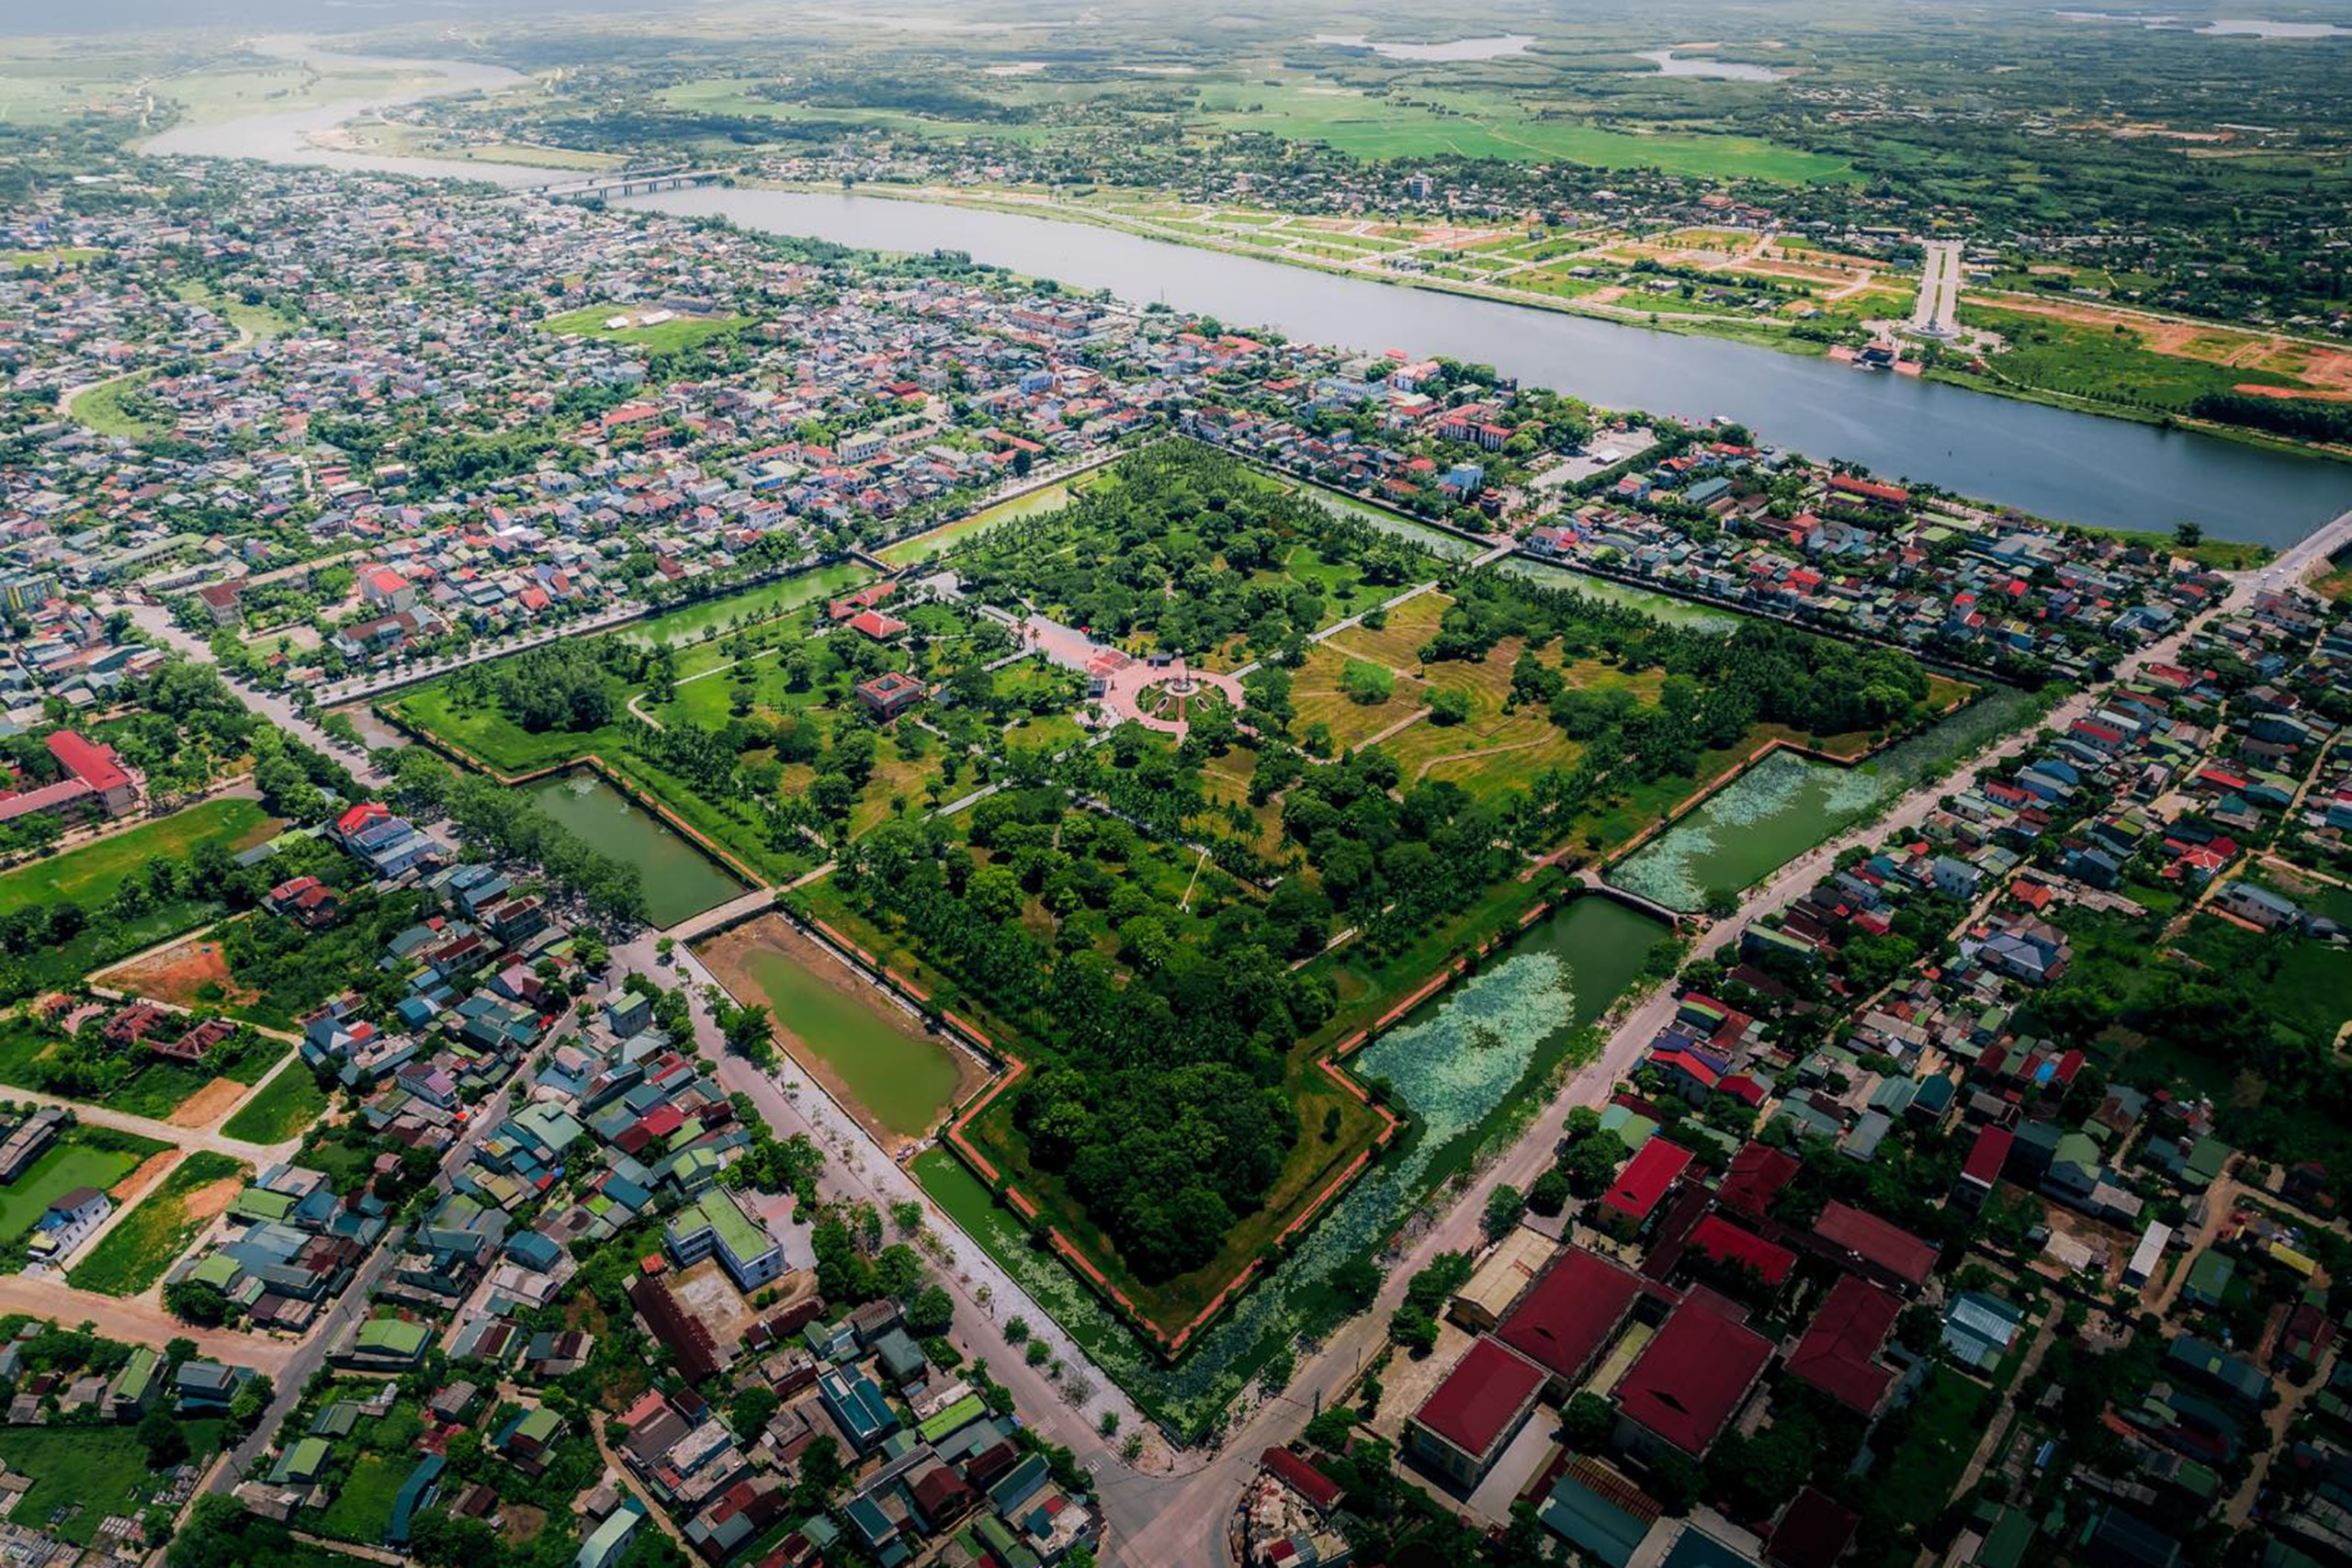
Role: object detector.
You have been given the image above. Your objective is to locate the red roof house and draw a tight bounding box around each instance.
[1688,1215,1797,1290]
[1814,1201,1938,1290]
[1407,1338,1546,1487]
[1599,1139,1693,1236]
[1785,1275,1902,1415]
[1496,1247,1643,1391]
[1613,1293,1773,1457]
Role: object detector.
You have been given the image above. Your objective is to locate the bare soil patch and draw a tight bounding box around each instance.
[182,1177,242,1223]
[96,938,258,1010]
[170,1077,251,1130]
[111,1150,177,1203]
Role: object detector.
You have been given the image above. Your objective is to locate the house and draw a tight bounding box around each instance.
[664,1190,785,1291]
[1785,1276,1902,1415]
[0,730,138,827]
[1496,1247,1642,1396]
[1406,1337,1546,1490]
[1598,1138,1693,1239]
[577,1501,647,1568]
[1612,1293,1773,1459]
[854,670,927,721]
[27,1186,109,1264]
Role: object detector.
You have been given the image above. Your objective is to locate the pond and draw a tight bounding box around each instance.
[1311,32,1537,61]
[1636,50,1786,81]
[913,896,1665,1438]
[522,772,747,929]
[720,929,967,1138]
[1609,682,2042,911]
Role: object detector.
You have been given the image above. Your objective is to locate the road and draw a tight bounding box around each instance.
[117,600,387,789]
[1910,239,1964,337]
[205,1077,516,1495]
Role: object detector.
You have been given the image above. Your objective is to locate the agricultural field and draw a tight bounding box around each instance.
[68,1150,249,1297]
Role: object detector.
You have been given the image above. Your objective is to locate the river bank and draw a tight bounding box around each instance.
[752,178,2350,468]
[136,43,2351,548]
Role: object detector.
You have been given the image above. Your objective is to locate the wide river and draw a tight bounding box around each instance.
[149,46,2350,547]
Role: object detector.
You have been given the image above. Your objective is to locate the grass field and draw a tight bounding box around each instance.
[220,1063,331,1145]
[0,1421,221,1544]
[1190,79,1858,184]
[541,303,751,352]
[0,798,278,915]
[314,1452,410,1545]
[67,369,165,439]
[68,1150,247,1297]
[2,246,99,270]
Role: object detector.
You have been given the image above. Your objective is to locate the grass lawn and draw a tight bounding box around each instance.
[314,1451,410,1545]
[68,369,165,438]
[0,1421,221,1544]
[100,1037,289,1122]
[0,797,278,914]
[877,479,1083,569]
[3,246,99,270]
[622,562,872,647]
[540,303,749,352]
[68,1150,247,1297]
[0,1134,161,1252]
[220,1062,332,1144]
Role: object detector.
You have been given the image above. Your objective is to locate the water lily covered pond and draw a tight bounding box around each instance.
[915,897,1664,1438]
[1609,682,2041,912]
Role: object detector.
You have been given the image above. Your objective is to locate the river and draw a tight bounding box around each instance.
[147,45,2349,547]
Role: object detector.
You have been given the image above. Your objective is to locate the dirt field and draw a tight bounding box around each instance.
[182,1177,241,1223]
[170,1077,251,1130]
[95,938,258,1010]
[111,1150,176,1203]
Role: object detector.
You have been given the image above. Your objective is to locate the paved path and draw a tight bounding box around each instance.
[119,601,387,788]
[1910,238,1964,336]
[0,1083,289,1164]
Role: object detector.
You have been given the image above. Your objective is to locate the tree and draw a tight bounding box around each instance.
[1561,1392,1614,1452]
[228,1372,272,1429]
[729,1384,781,1437]
[163,1280,232,1327]
[1483,1183,1525,1240]
[1428,686,1472,726]
[1340,660,1395,706]
[1328,1254,1382,1310]
[139,1406,189,1467]
[905,1284,955,1338]
[1527,1168,1570,1217]
[720,1001,775,1066]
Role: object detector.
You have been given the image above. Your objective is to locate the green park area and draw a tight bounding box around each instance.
[67,369,167,439]
[69,1150,249,1297]
[386,438,1951,1364]
[799,440,1948,1344]
[541,303,751,352]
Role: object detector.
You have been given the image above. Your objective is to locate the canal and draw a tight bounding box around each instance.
[1610,682,2043,911]
[522,771,747,930]
[698,918,969,1142]
[147,47,2349,548]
